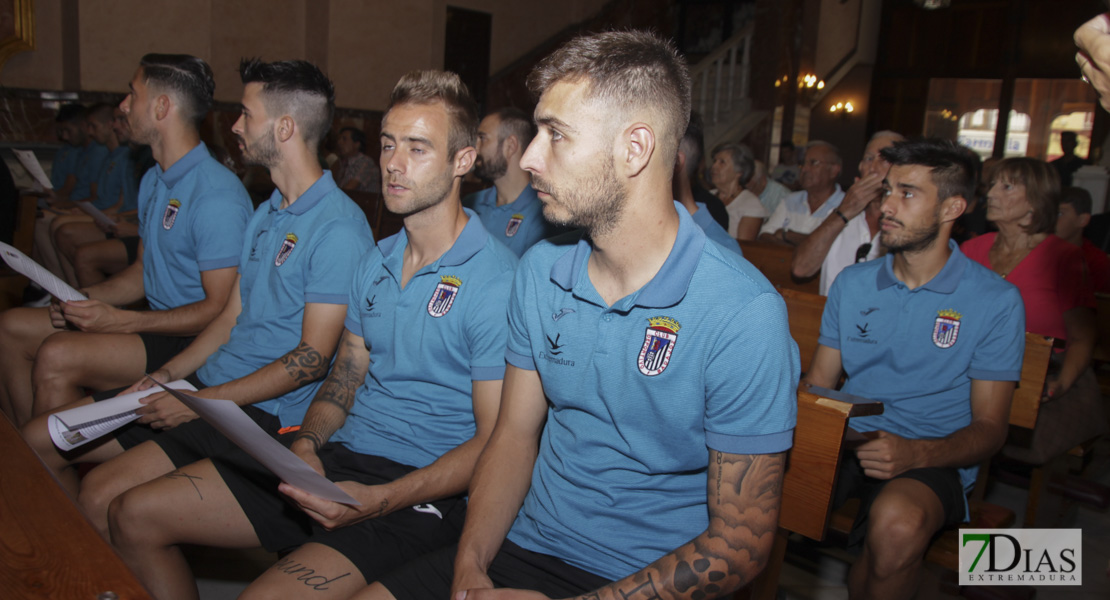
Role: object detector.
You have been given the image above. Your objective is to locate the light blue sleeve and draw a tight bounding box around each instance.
[466,265,515,381]
[505,252,537,371]
[75,143,110,199]
[818,273,844,349]
[703,291,798,454]
[189,186,252,271]
[343,248,379,337]
[304,218,374,305]
[969,286,1026,381]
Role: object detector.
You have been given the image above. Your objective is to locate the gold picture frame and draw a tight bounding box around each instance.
[0,0,34,71]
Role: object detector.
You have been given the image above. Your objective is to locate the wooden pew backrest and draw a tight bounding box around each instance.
[1011,333,1053,430]
[780,288,826,371]
[739,240,820,294]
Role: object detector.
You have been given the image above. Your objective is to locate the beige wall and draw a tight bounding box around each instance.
[814,0,860,78]
[1,0,609,110]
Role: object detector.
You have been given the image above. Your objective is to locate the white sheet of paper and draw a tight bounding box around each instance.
[151,381,360,506]
[75,201,117,229]
[48,379,197,451]
[14,149,53,190]
[0,242,86,302]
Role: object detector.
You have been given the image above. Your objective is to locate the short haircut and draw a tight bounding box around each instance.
[526,30,691,166]
[678,111,706,178]
[990,157,1060,235]
[869,130,905,144]
[140,53,215,128]
[805,140,843,166]
[879,138,981,212]
[387,70,479,158]
[492,106,536,152]
[56,103,86,124]
[87,103,115,124]
[340,126,366,153]
[239,58,335,148]
[712,142,754,186]
[1060,186,1093,216]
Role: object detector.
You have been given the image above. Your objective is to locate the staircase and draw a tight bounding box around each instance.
[690,22,767,151]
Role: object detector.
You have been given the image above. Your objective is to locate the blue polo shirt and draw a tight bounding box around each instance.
[138,142,252,311]
[689,201,742,255]
[92,145,133,210]
[197,172,374,426]
[820,241,1025,494]
[73,141,109,202]
[51,145,80,190]
[464,183,556,257]
[331,210,517,468]
[504,205,798,581]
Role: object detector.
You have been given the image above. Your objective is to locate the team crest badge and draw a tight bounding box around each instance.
[638,316,681,376]
[505,214,524,237]
[932,309,962,349]
[162,199,181,230]
[427,275,462,318]
[275,233,298,267]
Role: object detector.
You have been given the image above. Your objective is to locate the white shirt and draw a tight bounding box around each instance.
[759,185,845,237]
[722,189,769,238]
[819,211,881,295]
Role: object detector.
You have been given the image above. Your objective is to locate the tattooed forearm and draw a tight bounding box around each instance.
[579,451,787,600]
[296,334,366,444]
[294,430,325,452]
[280,341,328,384]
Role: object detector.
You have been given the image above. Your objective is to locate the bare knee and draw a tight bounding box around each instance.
[78,466,123,534]
[108,487,164,548]
[864,495,935,572]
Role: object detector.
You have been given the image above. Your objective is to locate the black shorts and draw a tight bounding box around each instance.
[213,439,467,583]
[381,539,611,600]
[832,456,967,548]
[138,332,195,373]
[121,236,140,263]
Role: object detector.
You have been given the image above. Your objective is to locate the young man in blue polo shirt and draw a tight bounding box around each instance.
[367,30,797,600]
[464,107,559,257]
[106,70,516,600]
[0,54,249,428]
[23,58,373,536]
[804,138,1025,598]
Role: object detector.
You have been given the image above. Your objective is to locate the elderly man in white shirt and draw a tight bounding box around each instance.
[758,141,845,246]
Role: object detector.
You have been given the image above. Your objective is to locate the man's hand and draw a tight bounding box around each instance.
[277,480,392,530]
[60,298,134,333]
[450,561,496,600]
[121,368,172,395]
[1077,13,1110,112]
[840,173,884,219]
[855,430,921,479]
[49,297,68,329]
[135,392,197,429]
[290,438,326,477]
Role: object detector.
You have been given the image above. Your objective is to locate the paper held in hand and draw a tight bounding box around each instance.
[13,149,53,191]
[74,201,117,230]
[148,379,361,506]
[0,242,86,302]
[48,380,198,451]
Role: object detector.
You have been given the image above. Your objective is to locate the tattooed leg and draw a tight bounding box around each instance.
[241,543,367,600]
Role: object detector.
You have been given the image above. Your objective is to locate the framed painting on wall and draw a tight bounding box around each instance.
[0,0,34,71]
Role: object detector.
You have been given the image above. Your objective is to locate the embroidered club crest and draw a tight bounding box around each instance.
[162,199,181,230]
[427,275,462,318]
[505,214,524,237]
[275,233,298,267]
[638,316,681,376]
[932,309,962,349]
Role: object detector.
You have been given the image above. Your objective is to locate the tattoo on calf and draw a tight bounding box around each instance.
[164,469,204,500]
[273,557,351,591]
[280,341,327,384]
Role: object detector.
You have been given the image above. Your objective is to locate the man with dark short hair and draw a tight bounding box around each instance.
[106,69,515,600]
[365,30,797,600]
[22,57,373,540]
[1057,185,1110,293]
[804,138,1025,598]
[465,106,559,256]
[0,53,251,427]
[334,126,381,193]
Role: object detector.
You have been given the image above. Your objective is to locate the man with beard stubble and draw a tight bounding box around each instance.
[803,138,1025,598]
[464,107,560,256]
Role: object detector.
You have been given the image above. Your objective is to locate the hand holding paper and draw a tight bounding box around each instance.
[148,379,359,505]
[48,380,198,451]
[14,149,53,191]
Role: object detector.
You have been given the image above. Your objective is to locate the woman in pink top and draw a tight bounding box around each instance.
[961,157,1100,462]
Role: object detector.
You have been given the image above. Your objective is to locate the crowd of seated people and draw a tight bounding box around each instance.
[4,15,1110,600]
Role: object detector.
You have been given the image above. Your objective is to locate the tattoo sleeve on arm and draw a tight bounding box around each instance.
[279,341,328,384]
[579,451,786,600]
[295,335,365,446]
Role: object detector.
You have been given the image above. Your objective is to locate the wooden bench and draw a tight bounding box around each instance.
[739,240,820,294]
[737,389,883,600]
[0,414,151,599]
